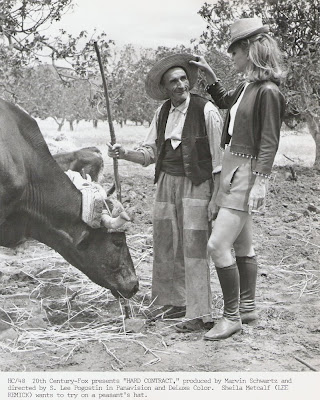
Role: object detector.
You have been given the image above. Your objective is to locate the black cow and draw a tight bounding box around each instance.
[0,99,138,298]
[53,147,104,181]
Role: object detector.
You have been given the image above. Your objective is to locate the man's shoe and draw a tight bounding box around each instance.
[143,305,186,321]
[240,310,258,324]
[175,319,214,333]
[204,317,242,340]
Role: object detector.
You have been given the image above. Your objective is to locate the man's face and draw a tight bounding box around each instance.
[161,67,190,106]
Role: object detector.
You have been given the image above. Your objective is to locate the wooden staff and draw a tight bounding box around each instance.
[94,42,131,319]
[93,41,121,202]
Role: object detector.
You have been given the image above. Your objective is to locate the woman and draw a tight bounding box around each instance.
[191,17,286,340]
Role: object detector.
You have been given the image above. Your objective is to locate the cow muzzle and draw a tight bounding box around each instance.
[110,280,139,299]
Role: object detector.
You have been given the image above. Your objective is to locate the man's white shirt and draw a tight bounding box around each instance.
[137,94,223,174]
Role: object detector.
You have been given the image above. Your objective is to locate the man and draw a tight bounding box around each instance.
[108,54,223,332]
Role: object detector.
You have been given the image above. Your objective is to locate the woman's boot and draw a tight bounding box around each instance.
[236,255,258,324]
[204,263,242,340]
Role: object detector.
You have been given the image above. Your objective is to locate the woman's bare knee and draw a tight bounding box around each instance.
[208,207,250,265]
[207,235,229,260]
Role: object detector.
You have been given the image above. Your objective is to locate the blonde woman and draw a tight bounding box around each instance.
[191,17,286,340]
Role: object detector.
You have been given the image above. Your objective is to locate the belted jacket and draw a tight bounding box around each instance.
[208,80,286,176]
[154,94,212,186]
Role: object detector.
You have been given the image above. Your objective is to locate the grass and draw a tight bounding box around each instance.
[0,237,159,368]
[37,118,148,150]
[276,126,316,167]
[38,118,154,179]
[37,117,316,172]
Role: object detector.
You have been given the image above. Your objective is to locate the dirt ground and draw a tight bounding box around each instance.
[0,122,319,373]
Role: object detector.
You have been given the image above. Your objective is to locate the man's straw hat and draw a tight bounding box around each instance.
[227,17,269,52]
[145,53,199,101]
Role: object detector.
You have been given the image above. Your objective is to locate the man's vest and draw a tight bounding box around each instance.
[154,94,212,186]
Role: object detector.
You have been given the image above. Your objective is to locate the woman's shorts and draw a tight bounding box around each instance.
[216,146,259,212]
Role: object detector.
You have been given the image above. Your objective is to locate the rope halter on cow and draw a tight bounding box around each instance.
[65,170,130,229]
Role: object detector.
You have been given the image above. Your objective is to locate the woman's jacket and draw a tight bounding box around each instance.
[208,80,285,176]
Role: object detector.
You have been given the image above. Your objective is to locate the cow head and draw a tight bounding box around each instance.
[0,98,138,301]
[73,227,138,299]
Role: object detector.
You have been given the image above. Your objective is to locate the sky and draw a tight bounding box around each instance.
[50,0,209,49]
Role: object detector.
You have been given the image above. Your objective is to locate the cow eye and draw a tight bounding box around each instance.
[112,238,123,247]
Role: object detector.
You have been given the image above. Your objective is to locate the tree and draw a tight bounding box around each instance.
[0,0,115,123]
[197,0,320,169]
[12,64,100,130]
[0,0,72,91]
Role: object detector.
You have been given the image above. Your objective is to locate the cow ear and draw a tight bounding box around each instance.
[74,230,91,250]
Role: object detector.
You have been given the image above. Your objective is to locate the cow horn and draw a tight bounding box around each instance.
[101,212,130,229]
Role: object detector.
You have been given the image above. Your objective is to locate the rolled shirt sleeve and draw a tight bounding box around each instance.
[204,101,223,175]
[134,106,162,167]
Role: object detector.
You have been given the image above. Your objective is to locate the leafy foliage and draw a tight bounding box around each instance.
[0,0,114,121]
[196,0,320,168]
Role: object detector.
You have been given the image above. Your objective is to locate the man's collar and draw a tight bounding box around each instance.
[169,94,190,114]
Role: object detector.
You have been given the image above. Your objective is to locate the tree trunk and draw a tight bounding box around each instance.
[57,119,65,131]
[52,117,65,131]
[69,120,74,131]
[313,131,320,170]
[93,119,98,128]
[305,112,320,170]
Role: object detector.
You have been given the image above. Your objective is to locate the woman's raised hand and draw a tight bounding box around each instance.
[189,55,217,85]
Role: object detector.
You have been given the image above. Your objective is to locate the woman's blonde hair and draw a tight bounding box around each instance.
[230,33,285,83]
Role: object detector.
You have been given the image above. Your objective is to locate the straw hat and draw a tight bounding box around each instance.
[145,53,199,101]
[227,17,269,52]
